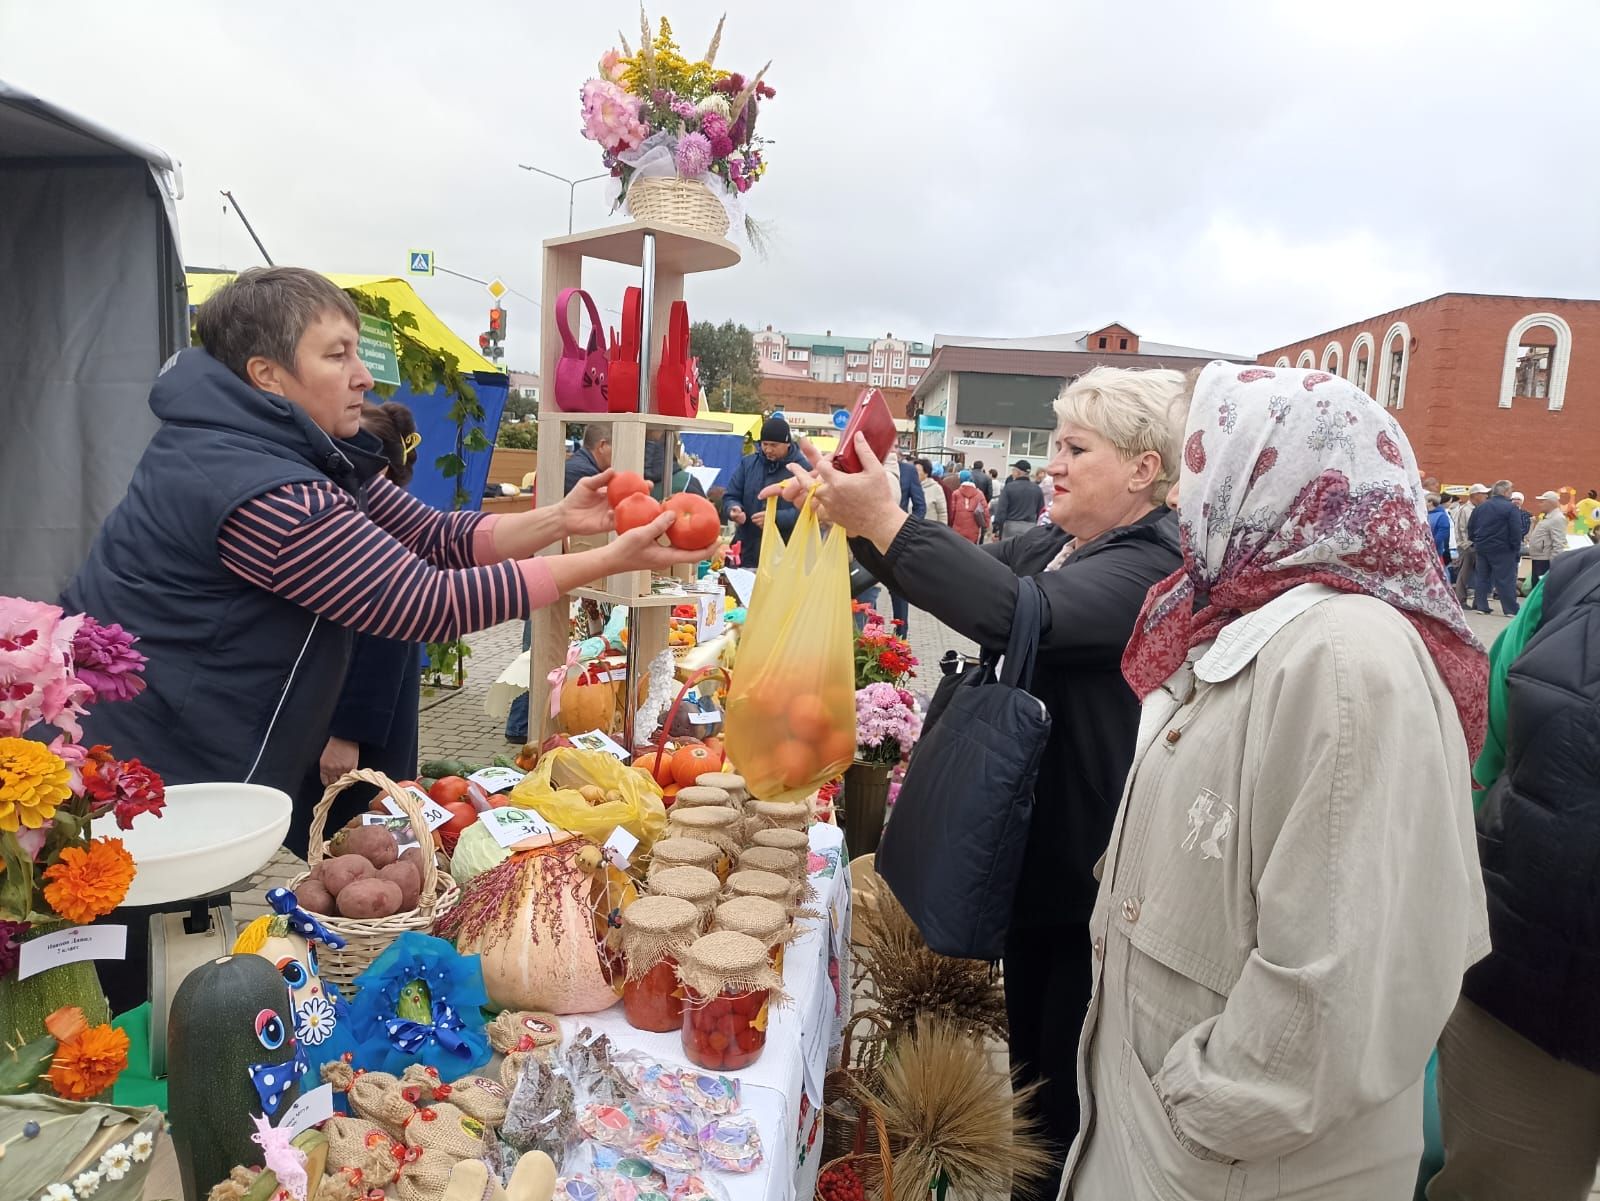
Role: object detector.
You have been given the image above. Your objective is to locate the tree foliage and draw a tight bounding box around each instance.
[497,423,538,450]
[690,319,764,413]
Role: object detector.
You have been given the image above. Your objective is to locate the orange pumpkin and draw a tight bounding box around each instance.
[633,745,677,788]
[671,744,717,788]
[559,670,618,735]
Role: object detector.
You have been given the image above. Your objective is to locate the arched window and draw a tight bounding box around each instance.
[1322,341,1344,374]
[1498,311,1573,410]
[1348,332,1375,394]
[1274,356,1291,368]
[1296,349,1316,369]
[1375,322,1411,409]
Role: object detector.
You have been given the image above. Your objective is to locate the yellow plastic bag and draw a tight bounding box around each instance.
[723,492,857,801]
[508,748,669,850]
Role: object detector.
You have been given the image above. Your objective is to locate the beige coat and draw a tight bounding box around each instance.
[921,477,948,525]
[1060,586,1489,1201]
[1526,510,1568,562]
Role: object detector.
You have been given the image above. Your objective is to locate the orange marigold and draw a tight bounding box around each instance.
[49,1022,130,1099]
[41,837,135,925]
[44,1005,88,1042]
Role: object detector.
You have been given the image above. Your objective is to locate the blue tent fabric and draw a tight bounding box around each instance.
[680,432,747,489]
[383,370,508,513]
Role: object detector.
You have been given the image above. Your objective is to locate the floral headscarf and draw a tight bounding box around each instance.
[1121,363,1487,754]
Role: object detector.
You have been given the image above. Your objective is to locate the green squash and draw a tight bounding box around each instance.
[168,954,302,1201]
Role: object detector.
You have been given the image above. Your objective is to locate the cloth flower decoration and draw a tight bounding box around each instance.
[129,1131,155,1163]
[296,995,339,1046]
[44,1184,75,1201]
[71,617,146,703]
[71,1171,101,1197]
[98,1144,133,1181]
[319,931,491,1080]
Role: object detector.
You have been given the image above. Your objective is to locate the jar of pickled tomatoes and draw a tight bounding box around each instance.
[678,931,782,1072]
[712,895,791,971]
[665,805,743,882]
[620,895,700,1033]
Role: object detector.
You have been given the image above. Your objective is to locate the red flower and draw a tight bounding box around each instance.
[79,745,119,803]
[84,749,165,829]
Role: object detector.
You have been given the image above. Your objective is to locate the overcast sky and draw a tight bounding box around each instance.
[5,0,1598,371]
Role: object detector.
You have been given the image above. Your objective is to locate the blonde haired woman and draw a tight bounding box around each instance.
[767,366,1186,1195]
[1062,363,1489,1200]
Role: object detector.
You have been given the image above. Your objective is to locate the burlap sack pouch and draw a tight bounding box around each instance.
[321,1114,405,1197]
[646,836,721,878]
[695,772,749,807]
[671,785,733,810]
[646,865,720,928]
[395,1147,460,1201]
[400,1063,509,1127]
[665,805,743,857]
[402,1098,490,1158]
[323,1062,415,1135]
[486,1010,561,1058]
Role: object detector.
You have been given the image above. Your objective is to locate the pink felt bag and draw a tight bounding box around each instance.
[554,287,609,413]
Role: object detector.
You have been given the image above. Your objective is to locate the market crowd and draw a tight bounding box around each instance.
[765,364,1600,1201]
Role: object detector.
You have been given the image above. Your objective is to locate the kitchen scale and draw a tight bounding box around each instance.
[97,782,291,1077]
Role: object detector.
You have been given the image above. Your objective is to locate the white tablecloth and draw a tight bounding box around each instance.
[562,824,852,1201]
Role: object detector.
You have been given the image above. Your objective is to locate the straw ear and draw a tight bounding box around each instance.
[704,14,726,67]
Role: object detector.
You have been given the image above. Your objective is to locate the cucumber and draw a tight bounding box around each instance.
[421,759,470,779]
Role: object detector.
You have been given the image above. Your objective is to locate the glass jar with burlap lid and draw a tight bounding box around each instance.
[750,827,811,859]
[665,804,743,880]
[619,894,700,1033]
[647,836,722,880]
[677,930,785,1071]
[724,868,798,912]
[712,894,794,969]
[736,845,802,887]
[646,865,721,930]
[695,772,749,807]
[744,798,810,838]
[673,784,733,810]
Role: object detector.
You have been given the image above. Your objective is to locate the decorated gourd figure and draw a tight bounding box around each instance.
[233,886,349,1068]
[320,932,492,1081]
[168,953,306,1201]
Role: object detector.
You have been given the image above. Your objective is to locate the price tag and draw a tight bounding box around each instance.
[602,827,640,869]
[276,1083,335,1136]
[568,729,631,761]
[687,709,723,725]
[359,812,421,851]
[478,806,559,849]
[381,787,454,831]
[467,765,525,795]
[17,924,127,981]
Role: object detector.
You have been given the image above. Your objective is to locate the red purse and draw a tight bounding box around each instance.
[553,287,609,413]
[607,287,643,413]
[652,300,697,418]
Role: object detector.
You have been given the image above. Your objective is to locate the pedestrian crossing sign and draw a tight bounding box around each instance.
[407,250,434,275]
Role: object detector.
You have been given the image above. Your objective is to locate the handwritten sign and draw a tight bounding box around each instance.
[382,787,454,831]
[277,1083,335,1136]
[17,924,126,981]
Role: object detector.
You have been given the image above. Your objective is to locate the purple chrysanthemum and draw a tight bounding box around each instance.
[71,617,146,704]
[0,919,29,977]
[700,111,729,142]
[671,99,696,120]
[675,132,713,178]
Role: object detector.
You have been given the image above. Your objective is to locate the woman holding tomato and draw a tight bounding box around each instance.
[765,367,1185,1196]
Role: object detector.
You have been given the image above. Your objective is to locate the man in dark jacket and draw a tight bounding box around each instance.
[969,459,993,501]
[722,415,808,567]
[989,460,1046,540]
[564,423,612,493]
[1431,543,1600,1199]
[1468,479,1523,615]
[881,449,926,633]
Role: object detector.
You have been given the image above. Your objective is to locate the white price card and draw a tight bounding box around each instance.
[382,787,454,831]
[602,827,640,869]
[17,924,126,981]
[687,708,723,725]
[467,765,525,795]
[478,805,559,849]
[568,729,631,761]
[276,1083,335,1136]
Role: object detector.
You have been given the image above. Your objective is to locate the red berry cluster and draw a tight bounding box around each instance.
[818,1163,865,1201]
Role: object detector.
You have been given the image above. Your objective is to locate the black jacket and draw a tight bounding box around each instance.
[721,445,809,567]
[991,476,1045,529]
[1464,544,1600,1069]
[1468,494,1523,554]
[851,508,1181,926]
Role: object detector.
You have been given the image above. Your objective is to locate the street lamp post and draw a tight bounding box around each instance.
[517,165,610,234]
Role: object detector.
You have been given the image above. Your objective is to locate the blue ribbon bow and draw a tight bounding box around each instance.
[268,885,347,949]
[382,999,472,1058]
[248,1045,308,1117]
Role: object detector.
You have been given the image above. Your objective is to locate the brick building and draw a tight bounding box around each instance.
[751,327,933,389]
[754,376,916,446]
[1260,293,1600,491]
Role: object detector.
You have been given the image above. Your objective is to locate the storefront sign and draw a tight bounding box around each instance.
[950,428,1006,450]
[917,415,946,433]
[358,313,401,387]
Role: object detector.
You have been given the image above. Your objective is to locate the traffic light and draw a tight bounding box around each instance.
[488,307,506,340]
[479,333,491,353]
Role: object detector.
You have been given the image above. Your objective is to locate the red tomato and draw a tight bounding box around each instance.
[614,492,663,534]
[439,799,477,839]
[606,470,652,509]
[428,775,471,806]
[661,493,721,551]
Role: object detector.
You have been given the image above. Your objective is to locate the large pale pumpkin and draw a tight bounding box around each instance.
[559,670,618,735]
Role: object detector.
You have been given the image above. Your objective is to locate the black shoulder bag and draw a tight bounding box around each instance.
[876,576,1051,959]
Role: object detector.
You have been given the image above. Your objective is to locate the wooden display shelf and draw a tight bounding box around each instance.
[572,585,699,608]
[542,220,741,274]
[537,407,733,433]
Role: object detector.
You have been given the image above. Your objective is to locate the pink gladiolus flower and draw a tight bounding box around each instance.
[598,48,626,82]
[0,597,85,737]
[580,79,648,152]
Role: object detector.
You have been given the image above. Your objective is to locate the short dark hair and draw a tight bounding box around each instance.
[915,458,933,477]
[583,423,612,450]
[195,266,361,382]
[361,402,419,487]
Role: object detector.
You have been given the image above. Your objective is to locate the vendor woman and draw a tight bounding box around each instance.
[64,266,699,798]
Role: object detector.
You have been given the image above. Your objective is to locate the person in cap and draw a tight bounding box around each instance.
[1525,490,1570,585]
[1510,490,1532,543]
[722,414,808,567]
[988,459,1046,541]
[1454,484,1491,606]
[1468,481,1523,616]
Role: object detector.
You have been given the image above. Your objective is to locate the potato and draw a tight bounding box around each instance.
[336,878,403,919]
[338,824,399,868]
[320,854,376,897]
[296,879,336,915]
[400,845,431,876]
[578,785,606,806]
[377,861,421,911]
